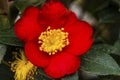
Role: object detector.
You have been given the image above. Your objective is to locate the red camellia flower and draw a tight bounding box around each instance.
[14,0,93,78]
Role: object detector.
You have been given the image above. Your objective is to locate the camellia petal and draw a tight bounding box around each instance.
[14,6,42,41]
[25,42,50,68]
[65,21,93,39]
[66,57,80,74]
[39,1,68,29]
[41,1,67,19]
[67,38,93,55]
[64,11,78,25]
[45,53,80,78]
[64,21,93,55]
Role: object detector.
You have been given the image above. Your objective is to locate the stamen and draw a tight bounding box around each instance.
[11,50,37,80]
[38,26,69,55]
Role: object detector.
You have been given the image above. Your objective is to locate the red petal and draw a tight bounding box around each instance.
[14,6,42,41]
[38,1,68,29]
[41,1,66,19]
[65,56,80,75]
[64,11,78,26]
[25,42,50,68]
[45,53,80,78]
[64,21,93,55]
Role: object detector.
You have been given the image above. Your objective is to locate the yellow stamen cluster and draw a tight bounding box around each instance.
[38,26,69,55]
[11,50,37,80]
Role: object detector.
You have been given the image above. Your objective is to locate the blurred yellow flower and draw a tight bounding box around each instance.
[11,50,37,80]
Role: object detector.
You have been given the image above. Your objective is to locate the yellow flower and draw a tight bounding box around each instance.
[11,50,37,80]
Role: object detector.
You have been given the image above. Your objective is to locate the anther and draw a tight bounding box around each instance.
[38,26,69,55]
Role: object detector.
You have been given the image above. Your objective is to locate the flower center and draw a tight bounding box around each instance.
[38,26,69,55]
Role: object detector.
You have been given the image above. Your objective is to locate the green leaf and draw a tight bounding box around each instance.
[98,75,120,80]
[95,3,120,23]
[14,0,46,12]
[87,44,113,54]
[0,15,10,30]
[62,71,79,80]
[81,44,120,75]
[0,28,24,46]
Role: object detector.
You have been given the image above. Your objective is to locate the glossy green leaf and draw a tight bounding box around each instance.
[62,71,79,80]
[88,44,113,54]
[0,28,24,46]
[96,7,120,23]
[98,75,120,80]
[14,0,46,12]
[81,44,120,75]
